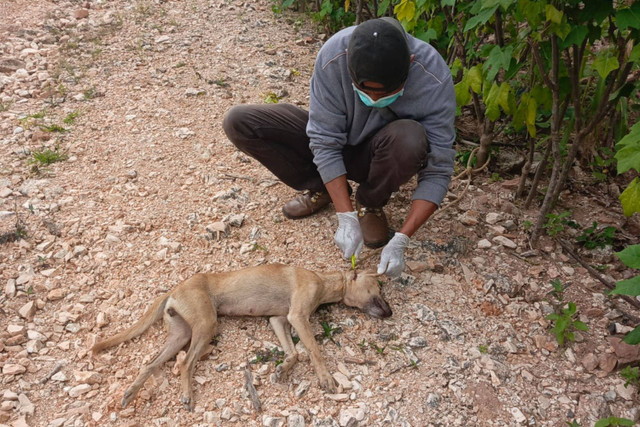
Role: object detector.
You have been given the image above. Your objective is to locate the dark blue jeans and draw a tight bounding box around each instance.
[222,103,428,208]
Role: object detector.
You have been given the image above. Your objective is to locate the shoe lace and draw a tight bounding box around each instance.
[357,205,383,218]
[302,190,324,204]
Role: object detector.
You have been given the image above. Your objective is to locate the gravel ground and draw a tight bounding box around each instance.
[1,1,639,426]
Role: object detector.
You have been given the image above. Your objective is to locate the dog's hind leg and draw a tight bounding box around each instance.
[121,310,191,408]
[173,292,217,411]
[269,316,298,379]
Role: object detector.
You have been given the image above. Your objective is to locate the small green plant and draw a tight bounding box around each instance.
[369,341,386,355]
[19,110,47,129]
[543,212,578,237]
[264,92,281,104]
[489,172,503,183]
[83,87,97,99]
[549,279,565,301]
[522,220,532,230]
[576,222,616,249]
[212,78,228,87]
[591,148,616,181]
[546,302,589,346]
[63,111,79,125]
[26,285,34,295]
[594,416,635,427]
[320,321,337,339]
[29,147,68,166]
[39,124,68,133]
[620,366,640,388]
[455,150,477,168]
[609,244,640,344]
[0,100,13,112]
[251,347,284,365]
[478,344,488,354]
[174,61,186,68]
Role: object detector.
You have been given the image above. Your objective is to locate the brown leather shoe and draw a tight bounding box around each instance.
[282,190,332,219]
[356,202,392,248]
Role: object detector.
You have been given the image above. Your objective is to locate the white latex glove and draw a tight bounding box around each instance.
[377,232,410,278]
[334,211,363,260]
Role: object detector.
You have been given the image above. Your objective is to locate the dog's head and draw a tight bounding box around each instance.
[343,270,392,319]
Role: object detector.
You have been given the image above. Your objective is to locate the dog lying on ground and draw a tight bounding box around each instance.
[92,263,392,410]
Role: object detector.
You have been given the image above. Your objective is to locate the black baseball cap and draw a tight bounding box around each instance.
[347,17,410,93]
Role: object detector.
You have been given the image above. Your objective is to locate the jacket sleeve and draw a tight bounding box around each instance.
[413,73,457,207]
[306,53,350,185]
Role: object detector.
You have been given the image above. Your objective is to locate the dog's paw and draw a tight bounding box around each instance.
[121,388,136,408]
[180,394,194,412]
[319,374,338,393]
[276,355,297,380]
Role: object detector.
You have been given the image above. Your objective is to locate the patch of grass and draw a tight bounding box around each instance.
[29,147,68,166]
[620,366,639,388]
[0,100,13,112]
[63,111,79,125]
[19,110,47,129]
[250,347,284,365]
[39,124,68,133]
[83,87,97,100]
[264,92,281,104]
[489,172,503,183]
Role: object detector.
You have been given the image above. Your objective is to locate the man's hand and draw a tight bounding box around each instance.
[334,211,363,260]
[377,232,410,277]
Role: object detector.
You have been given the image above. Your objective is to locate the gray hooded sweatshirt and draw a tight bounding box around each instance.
[307,25,457,207]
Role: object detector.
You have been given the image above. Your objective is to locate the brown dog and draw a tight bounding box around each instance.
[92,263,392,410]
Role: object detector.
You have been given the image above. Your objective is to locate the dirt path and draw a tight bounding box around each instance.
[1,1,639,426]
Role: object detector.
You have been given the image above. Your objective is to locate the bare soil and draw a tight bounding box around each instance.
[1,1,639,426]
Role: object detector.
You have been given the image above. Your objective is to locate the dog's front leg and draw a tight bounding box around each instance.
[269,316,298,379]
[287,314,337,393]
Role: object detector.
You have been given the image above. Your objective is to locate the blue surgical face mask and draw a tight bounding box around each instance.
[352,84,404,108]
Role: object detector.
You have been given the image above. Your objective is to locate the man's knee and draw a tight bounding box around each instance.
[221,105,248,143]
[385,120,428,161]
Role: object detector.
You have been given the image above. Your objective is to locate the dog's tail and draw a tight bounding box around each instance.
[92,293,169,354]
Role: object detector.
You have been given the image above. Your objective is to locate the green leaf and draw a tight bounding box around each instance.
[497,82,511,115]
[441,0,456,6]
[623,325,640,345]
[377,0,391,16]
[525,95,537,137]
[593,51,620,79]
[467,65,482,93]
[545,4,562,24]
[394,0,416,23]
[464,5,498,32]
[616,2,640,30]
[610,275,640,296]
[619,178,640,217]
[577,1,613,25]
[630,43,640,62]
[616,244,640,270]
[484,82,501,121]
[573,321,589,332]
[484,45,513,82]
[559,26,588,49]
[454,76,471,106]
